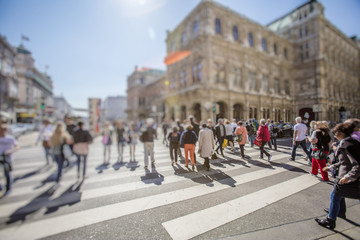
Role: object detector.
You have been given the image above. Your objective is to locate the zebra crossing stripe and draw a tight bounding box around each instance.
[162,174,319,240]
[0,151,289,218]
[0,161,306,240]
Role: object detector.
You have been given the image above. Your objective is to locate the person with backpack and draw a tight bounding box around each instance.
[309,121,332,181]
[180,124,198,171]
[167,126,180,165]
[269,120,278,150]
[140,118,157,169]
[315,122,360,229]
[246,120,256,147]
[0,124,19,195]
[73,121,93,179]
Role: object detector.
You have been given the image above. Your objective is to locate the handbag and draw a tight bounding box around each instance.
[254,138,262,147]
[222,139,228,148]
[235,134,243,143]
[102,135,109,145]
[334,180,360,199]
[312,149,327,160]
[42,140,51,148]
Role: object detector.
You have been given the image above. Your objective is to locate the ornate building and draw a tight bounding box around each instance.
[164,0,360,123]
[126,67,166,123]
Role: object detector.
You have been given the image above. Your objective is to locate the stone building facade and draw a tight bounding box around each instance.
[0,35,18,122]
[164,0,360,123]
[126,67,166,123]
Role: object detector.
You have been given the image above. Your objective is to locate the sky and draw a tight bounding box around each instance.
[1,0,359,109]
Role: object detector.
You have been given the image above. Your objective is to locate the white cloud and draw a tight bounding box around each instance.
[112,0,168,17]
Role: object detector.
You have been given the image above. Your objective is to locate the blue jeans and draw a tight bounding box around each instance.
[54,154,64,183]
[3,164,11,192]
[328,188,346,220]
[77,154,88,177]
[248,135,255,147]
[291,140,311,160]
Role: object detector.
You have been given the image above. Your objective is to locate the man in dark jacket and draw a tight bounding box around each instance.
[215,119,226,157]
[141,118,157,169]
[72,121,93,179]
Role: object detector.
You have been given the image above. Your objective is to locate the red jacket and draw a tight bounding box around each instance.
[257,125,270,142]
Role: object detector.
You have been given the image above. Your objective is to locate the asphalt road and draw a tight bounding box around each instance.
[0,132,359,240]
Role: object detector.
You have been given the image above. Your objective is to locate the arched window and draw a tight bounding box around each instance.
[262,38,267,51]
[215,18,221,34]
[249,108,253,119]
[284,48,288,59]
[249,32,253,47]
[233,26,238,41]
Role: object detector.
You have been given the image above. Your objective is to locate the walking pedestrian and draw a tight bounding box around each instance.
[246,120,256,147]
[102,122,113,164]
[73,121,93,179]
[35,118,54,165]
[50,122,72,186]
[207,119,216,140]
[257,119,272,160]
[231,119,238,133]
[290,117,312,161]
[234,121,247,159]
[315,122,360,229]
[0,124,19,195]
[180,124,198,171]
[309,121,331,181]
[176,119,184,158]
[64,115,76,167]
[167,126,180,165]
[140,118,157,169]
[198,122,215,171]
[162,120,169,147]
[128,122,138,162]
[224,119,234,152]
[215,119,226,157]
[269,120,278,150]
[116,121,126,163]
[307,120,316,156]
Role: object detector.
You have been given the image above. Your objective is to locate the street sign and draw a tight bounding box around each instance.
[312,104,319,112]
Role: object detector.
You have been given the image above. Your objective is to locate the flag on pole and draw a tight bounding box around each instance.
[21,35,30,41]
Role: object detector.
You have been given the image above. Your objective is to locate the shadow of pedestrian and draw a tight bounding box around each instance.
[45,180,83,214]
[6,185,57,224]
[112,162,126,171]
[140,168,164,185]
[13,165,52,183]
[126,161,140,171]
[34,171,58,189]
[95,163,110,174]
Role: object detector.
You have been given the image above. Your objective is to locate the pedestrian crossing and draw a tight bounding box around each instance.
[0,138,326,240]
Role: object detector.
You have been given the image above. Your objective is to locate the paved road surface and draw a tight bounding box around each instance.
[0,132,359,240]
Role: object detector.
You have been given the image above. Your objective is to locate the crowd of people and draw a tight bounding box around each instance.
[0,115,359,231]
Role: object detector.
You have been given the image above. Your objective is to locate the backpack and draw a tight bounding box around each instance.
[140,130,148,143]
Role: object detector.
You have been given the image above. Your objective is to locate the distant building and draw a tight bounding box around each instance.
[0,35,18,122]
[14,44,53,123]
[103,96,127,122]
[53,96,74,121]
[164,0,360,123]
[126,66,166,122]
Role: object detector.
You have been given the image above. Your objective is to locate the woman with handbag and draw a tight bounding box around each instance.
[198,122,215,171]
[315,122,360,229]
[50,122,72,186]
[256,119,272,160]
[234,121,247,159]
[309,121,331,181]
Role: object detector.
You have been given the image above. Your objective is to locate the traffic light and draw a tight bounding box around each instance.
[41,103,45,110]
[212,106,216,112]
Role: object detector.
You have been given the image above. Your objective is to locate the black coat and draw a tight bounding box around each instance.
[215,124,226,140]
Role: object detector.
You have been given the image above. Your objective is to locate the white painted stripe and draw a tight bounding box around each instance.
[4,149,282,201]
[162,174,319,240]
[0,161,305,239]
